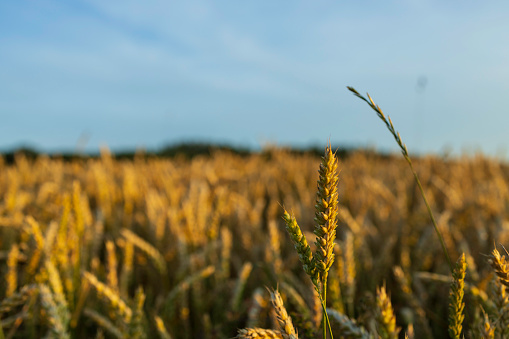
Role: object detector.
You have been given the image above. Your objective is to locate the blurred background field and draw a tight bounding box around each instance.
[1,144,509,338]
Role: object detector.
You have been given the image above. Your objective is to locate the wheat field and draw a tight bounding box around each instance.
[1,141,509,338]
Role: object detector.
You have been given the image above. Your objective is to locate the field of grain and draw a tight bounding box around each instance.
[1,144,509,338]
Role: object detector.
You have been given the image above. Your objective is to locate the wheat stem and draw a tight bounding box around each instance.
[347,86,454,273]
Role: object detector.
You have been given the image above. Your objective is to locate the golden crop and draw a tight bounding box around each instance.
[0,143,508,338]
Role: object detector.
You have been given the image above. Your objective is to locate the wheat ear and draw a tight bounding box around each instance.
[313,143,339,279]
[83,271,132,324]
[120,239,134,298]
[376,284,400,339]
[120,228,167,276]
[489,276,509,337]
[236,328,284,338]
[489,247,509,287]
[448,253,466,339]
[269,289,298,339]
[6,244,19,297]
[105,240,119,292]
[39,284,70,339]
[281,210,317,284]
[479,307,495,339]
[154,315,173,339]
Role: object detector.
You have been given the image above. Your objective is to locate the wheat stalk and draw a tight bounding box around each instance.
[280,282,313,332]
[313,143,339,339]
[84,308,123,339]
[282,144,338,339]
[164,265,215,318]
[25,216,45,275]
[267,219,283,275]
[348,86,453,272]
[231,262,253,312]
[392,266,432,338]
[220,227,233,281]
[83,271,132,324]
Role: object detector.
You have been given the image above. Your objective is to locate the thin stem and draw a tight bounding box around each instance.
[316,284,334,339]
[407,158,453,272]
[322,279,327,339]
[347,86,454,274]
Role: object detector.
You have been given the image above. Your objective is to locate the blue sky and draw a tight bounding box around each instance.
[1,1,509,155]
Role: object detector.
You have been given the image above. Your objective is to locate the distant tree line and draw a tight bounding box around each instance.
[0,142,392,164]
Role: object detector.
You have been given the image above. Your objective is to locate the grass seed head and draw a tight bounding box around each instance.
[448,253,466,339]
[312,145,339,278]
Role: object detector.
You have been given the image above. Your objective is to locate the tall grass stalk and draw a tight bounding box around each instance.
[347,86,454,273]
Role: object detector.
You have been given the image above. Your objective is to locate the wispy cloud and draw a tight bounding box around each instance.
[1,0,509,153]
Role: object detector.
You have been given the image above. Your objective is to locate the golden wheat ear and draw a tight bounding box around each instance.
[479,307,495,339]
[312,143,339,282]
[154,315,172,339]
[269,288,299,339]
[376,283,400,339]
[448,253,466,339]
[235,328,284,339]
[489,247,509,287]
